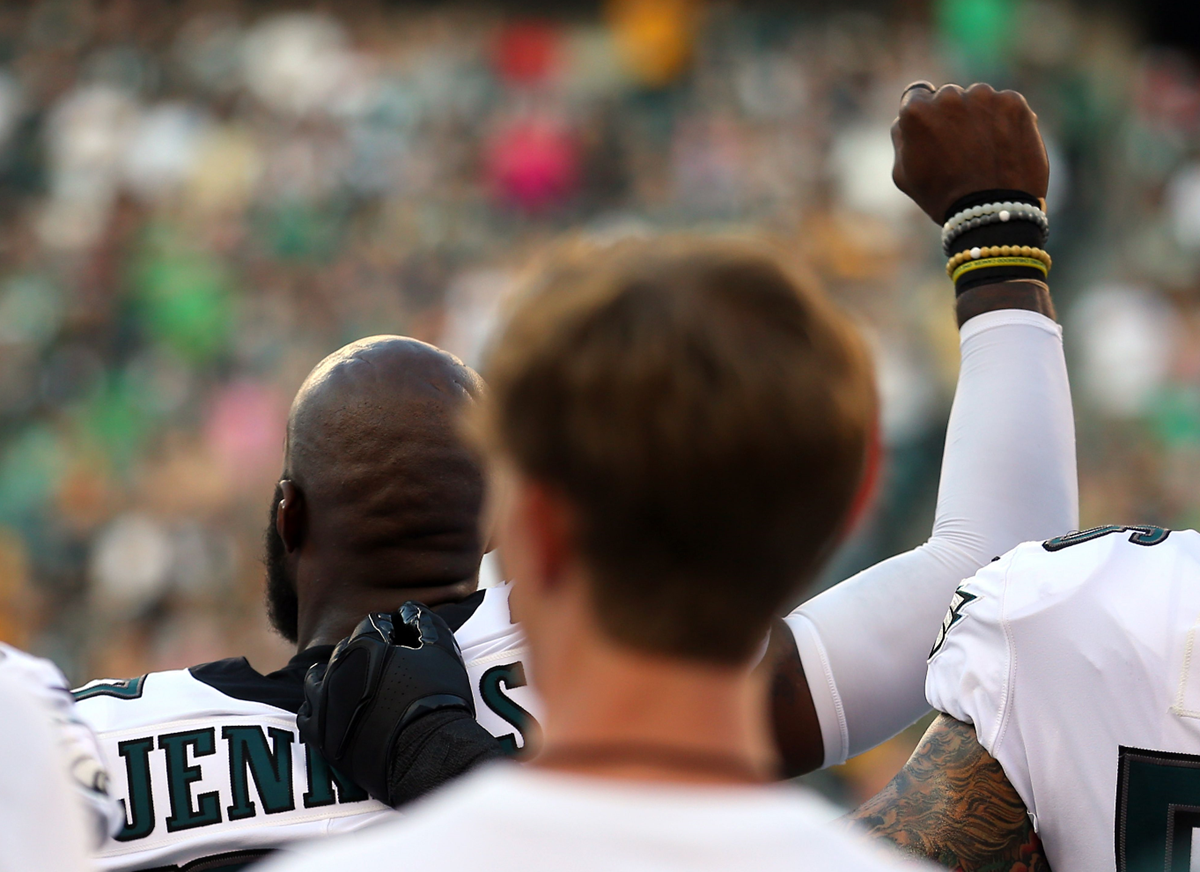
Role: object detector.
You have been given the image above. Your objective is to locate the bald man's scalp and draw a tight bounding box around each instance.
[285,336,486,589]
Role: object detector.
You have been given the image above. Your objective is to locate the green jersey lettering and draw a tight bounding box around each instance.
[302,743,369,808]
[114,737,156,842]
[480,662,540,755]
[222,726,296,820]
[160,728,222,832]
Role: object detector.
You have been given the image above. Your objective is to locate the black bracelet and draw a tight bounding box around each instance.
[945,190,1049,296]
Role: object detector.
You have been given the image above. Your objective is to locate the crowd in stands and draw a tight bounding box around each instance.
[0,0,1196,804]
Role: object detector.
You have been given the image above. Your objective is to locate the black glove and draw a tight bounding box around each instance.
[297,601,502,807]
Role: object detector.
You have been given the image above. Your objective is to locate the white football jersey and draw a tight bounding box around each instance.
[0,643,123,843]
[0,643,114,872]
[75,583,537,872]
[926,525,1200,872]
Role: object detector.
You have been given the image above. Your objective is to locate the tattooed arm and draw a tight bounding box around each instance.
[846,714,1051,872]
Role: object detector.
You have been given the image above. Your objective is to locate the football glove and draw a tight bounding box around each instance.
[297,601,500,806]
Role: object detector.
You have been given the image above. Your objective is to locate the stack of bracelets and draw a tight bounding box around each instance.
[941,190,1050,295]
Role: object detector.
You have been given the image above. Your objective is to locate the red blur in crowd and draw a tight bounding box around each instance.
[494,21,561,85]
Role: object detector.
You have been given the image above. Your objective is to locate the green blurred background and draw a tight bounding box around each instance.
[0,0,1197,807]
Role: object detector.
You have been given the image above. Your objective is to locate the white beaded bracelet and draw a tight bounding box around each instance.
[944,201,1047,232]
[942,201,1048,254]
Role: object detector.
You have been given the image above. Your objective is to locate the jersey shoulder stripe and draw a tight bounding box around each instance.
[74,676,147,703]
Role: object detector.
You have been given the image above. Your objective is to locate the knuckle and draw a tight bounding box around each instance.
[936,83,965,102]
[900,98,932,122]
[998,88,1028,107]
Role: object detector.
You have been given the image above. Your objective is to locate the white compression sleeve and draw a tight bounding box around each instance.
[785,309,1077,768]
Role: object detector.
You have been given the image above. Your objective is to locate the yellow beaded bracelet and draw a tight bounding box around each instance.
[951,256,1049,284]
[945,245,1052,278]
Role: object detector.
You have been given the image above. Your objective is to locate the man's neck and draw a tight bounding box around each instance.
[534,632,776,784]
[295,578,478,651]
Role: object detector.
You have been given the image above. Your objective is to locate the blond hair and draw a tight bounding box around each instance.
[480,235,876,663]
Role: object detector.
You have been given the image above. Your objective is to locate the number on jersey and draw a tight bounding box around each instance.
[1043,525,1170,552]
[1116,745,1200,872]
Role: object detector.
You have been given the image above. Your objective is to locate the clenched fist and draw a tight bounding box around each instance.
[891,82,1049,223]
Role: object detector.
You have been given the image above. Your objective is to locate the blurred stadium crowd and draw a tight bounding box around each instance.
[0,0,1197,804]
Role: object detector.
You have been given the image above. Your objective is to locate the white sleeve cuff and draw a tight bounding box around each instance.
[958,308,1062,344]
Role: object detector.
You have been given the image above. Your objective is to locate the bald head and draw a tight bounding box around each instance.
[266,336,486,645]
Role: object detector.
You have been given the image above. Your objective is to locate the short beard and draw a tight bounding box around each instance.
[264,485,299,644]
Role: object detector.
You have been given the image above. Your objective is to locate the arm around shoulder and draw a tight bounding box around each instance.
[847,714,1050,872]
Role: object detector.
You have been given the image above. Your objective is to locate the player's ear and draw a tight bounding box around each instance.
[277,480,307,553]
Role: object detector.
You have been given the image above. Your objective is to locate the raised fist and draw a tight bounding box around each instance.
[891,82,1049,224]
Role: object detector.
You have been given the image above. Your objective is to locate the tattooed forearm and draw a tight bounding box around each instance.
[845,714,1051,872]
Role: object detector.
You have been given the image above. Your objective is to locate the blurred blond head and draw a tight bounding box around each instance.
[477,234,877,665]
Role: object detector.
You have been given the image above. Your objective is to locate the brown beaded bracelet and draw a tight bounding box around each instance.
[945,245,1052,278]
